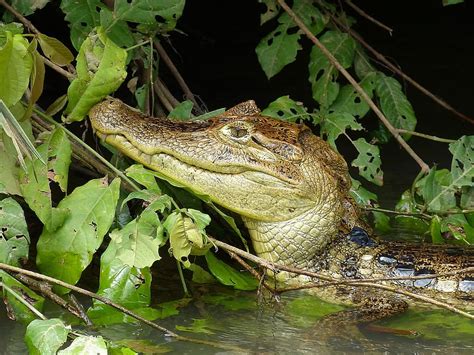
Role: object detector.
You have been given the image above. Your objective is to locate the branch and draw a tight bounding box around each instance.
[277,0,430,174]
[327,9,474,125]
[0,263,246,352]
[208,237,474,320]
[344,0,393,34]
[153,40,203,114]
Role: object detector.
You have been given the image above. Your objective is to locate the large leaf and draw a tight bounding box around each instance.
[329,72,376,119]
[0,197,29,265]
[256,0,327,78]
[64,28,127,122]
[205,252,258,291]
[109,210,164,269]
[24,319,69,355]
[319,112,362,149]
[36,178,120,294]
[87,233,157,325]
[58,336,107,355]
[37,33,74,66]
[258,0,280,25]
[351,138,383,186]
[9,1,50,16]
[261,95,310,123]
[0,32,33,107]
[449,135,473,188]
[309,31,356,108]
[419,168,456,212]
[374,73,417,139]
[114,0,185,32]
[19,128,71,229]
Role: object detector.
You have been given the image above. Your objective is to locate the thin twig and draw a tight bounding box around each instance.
[277,0,429,173]
[0,263,246,352]
[153,40,203,114]
[327,10,474,125]
[344,0,393,34]
[396,129,457,143]
[362,207,431,219]
[156,77,181,107]
[153,80,175,112]
[208,237,474,320]
[0,281,47,320]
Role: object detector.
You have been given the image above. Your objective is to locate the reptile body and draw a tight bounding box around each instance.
[89,98,473,322]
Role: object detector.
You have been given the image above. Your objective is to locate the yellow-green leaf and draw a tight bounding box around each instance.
[37,33,74,66]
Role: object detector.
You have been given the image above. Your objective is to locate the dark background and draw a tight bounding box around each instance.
[30,0,474,206]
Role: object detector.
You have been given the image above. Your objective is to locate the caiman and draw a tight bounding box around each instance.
[89,98,473,324]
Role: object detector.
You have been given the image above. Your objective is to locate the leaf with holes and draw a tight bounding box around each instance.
[448,135,473,188]
[259,0,280,25]
[36,178,120,294]
[262,95,310,122]
[329,72,376,119]
[374,73,417,139]
[353,50,376,80]
[114,0,185,32]
[320,112,362,149]
[19,128,71,230]
[256,0,327,79]
[309,31,356,108]
[0,197,29,265]
[351,138,383,186]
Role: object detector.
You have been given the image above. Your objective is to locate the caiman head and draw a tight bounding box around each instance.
[89,98,355,271]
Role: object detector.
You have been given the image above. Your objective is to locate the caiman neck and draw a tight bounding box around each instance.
[242,194,345,275]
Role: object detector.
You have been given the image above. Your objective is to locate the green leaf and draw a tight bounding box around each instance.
[256,0,327,78]
[164,211,211,267]
[114,0,185,31]
[125,164,162,191]
[60,0,103,51]
[58,336,107,355]
[309,31,356,107]
[168,100,193,120]
[320,112,362,149]
[0,272,44,323]
[121,189,172,213]
[87,233,155,325]
[205,252,258,291]
[419,168,456,212]
[36,178,120,294]
[430,215,445,244]
[351,138,383,186]
[19,128,71,229]
[443,0,464,6]
[0,32,33,107]
[188,263,216,284]
[99,9,135,49]
[64,28,127,122]
[353,50,376,80]
[175,318,217,334]
[448,135,473,188]
[349,178,378,206]
[0,197,30,265]
[258,0,279,25]
[374,73,417,139]
[24,319,69,355]
[109,210,164,269]
[37,34,74,66]
[329,72,376,119]
[261,95,310,122]
[9,0,49,16]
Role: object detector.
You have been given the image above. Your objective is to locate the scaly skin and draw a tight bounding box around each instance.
[89,98,473,319]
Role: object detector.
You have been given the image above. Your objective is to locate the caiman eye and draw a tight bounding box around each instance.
[229,126,249,138]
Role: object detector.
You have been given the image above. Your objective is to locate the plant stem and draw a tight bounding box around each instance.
[277,0,430,173]
[176,260,190,297]
[0,263,246,352]
[362,207,431,220]
[344,0,393,34]
[397,129,456,143]
[0,281,47,320]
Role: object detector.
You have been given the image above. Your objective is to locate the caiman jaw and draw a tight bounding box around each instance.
[89,98,351,268]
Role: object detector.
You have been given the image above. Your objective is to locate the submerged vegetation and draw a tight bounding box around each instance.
[0,0,472,352]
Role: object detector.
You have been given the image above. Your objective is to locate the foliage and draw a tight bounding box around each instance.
[0,0,472,351]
